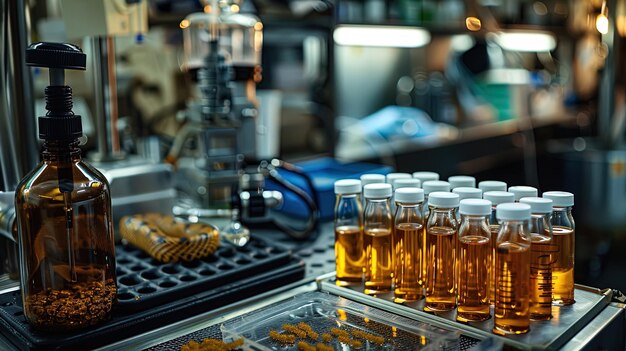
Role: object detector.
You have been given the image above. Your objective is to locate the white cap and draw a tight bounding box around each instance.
[428,192,460,208]
[360,174,385,186]
[386,173,412,185]
[394,178,421,189]
[364,183,392,199]
[542,191,574,207]
[452,187,482,200]
[448,175,476,188]
[413,171,439,182]
[484,191,515,205]
[520,197,553,213]
[460,199,492,216]
[478,180,507,192]
[496,203,531,221]
[422,180,451,195]
[508,186,538,201]
[334,179,361,194]
[395,188,424,203]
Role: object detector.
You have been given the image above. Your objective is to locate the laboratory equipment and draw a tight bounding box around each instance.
[363,183,393,295]
[393,187,424,303]
[334,179,364,286]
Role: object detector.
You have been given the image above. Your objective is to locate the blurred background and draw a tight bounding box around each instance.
[1,0,625,292]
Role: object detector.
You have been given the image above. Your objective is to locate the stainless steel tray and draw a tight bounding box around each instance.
[320,280,612,350]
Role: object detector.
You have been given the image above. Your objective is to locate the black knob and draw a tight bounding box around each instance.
[25,42,86,70]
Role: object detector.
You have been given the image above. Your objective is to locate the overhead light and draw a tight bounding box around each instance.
[489,30,556,52]
[333,25,431,48]
[596,14,609,34]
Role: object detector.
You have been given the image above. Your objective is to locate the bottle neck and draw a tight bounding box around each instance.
[42,139,81,162]
[460,214,489,224]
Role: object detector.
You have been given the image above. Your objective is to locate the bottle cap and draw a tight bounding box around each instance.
[496,203,531,221]
[428,192,460,208]
[520,197,553,213]
[360,174,385,186]
[394,178,421,189]
[478,180,507,192]
[484,191,515,205]
[395,187,424,203]
[508,186,538,201]
[422,180,451,195]
[448,175,476,188]
[386,173,412,185]
[334,179,361,194]
[413,171,439,182]
[460,199,492,216]
[452,187,482,200]
[542,191,574,207]
[364,183,392,199]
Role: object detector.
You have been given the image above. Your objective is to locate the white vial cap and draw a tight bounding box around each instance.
[508,186,538,201]
[496,203,531,221]
[413,171,439,182]
[394,178,421,189]
[543,191,574,207]
[360,174,385,186]
[364,183,392,199]
[428,192,460,208]
[395,187,424,203]
[334,179,362,194]
[448,175,476,188]
[386,173,412,185]
[422,180,451,195]
[478,180,507,192]
[460,199,492,216]
[483,191,515,205]
[452,187,482,200]
[520,197,553,213]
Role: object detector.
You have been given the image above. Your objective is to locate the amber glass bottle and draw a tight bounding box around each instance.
[15,42,116,331]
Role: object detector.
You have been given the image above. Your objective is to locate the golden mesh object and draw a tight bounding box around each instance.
[119,214,220,263]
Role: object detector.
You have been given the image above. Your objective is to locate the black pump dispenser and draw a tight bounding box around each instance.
[25,42,86,140]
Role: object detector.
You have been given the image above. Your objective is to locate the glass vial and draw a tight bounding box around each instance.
[508,186,538,202]
[360,174,385,209]
[483,191,515,305]
[520,197,554,320]
[334,179,364,286]
[424,191,459,312]
[478,180,507,193]
[448,175,476,189]
[413,171,439,184]
[363,183,393,295]
[393,187,424,303]
[420,180,450,291]
[493,203,532,335]
[543,191,575,305]
[457,199,492,322]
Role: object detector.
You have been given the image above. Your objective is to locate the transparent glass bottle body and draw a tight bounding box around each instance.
[393,201,424,302]
[334,193,363,286]
[424,206,457,312]
[488,206,498,305]
[457,214,491,322]
[529,213,554,320]
[363,197,393,295]
[550,206,575,305]
[493,219,531,335]
[183,9,262,71]
[15,141,117,331]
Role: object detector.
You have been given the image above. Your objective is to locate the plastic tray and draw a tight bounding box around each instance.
[0,238,305,351]
[116,237,291,311]
[221,291,465,351]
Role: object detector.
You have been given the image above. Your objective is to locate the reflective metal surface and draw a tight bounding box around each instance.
[561,302,625,351]
[320,281,612,350]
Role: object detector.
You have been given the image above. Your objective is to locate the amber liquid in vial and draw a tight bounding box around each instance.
[494,242,530,335]
[364,228,392,295]
[530,232,555,320]
[394,223,423,302]
[457,236,491,322]
[425,226,457,312]
[489,224,499,305]
[335,225,364,285]
[552,226,575,305]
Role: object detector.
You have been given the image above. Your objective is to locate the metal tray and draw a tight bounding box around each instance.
[320,280,612,350]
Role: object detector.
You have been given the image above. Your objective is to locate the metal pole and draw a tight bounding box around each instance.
[598,0,617,148]
[6,0,37,177]
[91,36,111,161]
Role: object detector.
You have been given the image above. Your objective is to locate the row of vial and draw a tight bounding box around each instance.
[333,172,575,335]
